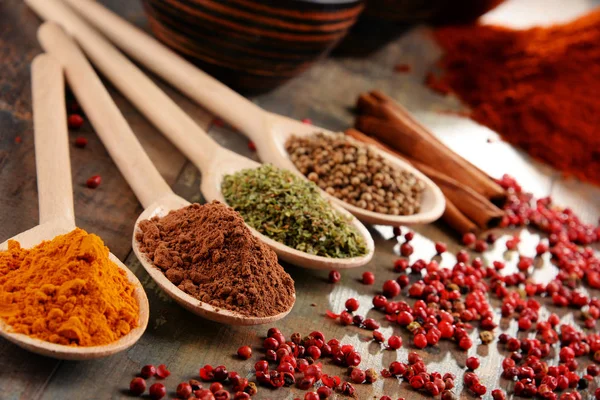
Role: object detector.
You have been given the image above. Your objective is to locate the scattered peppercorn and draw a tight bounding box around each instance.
[86,175,101,189]
[67,113,84,129]
[129,378,146,396]
[74,136,88,148]
[237,346,252,360]
[328,270,341,283]
[155,364,170,379]
[177,382,193,399]
[140,365,156,379]
[345,298,359,312]
[466,356,480,370]
[362,271,375,285]
[462,232,476,246]
[435,242,447,254]
[149,383,166,400]
[388,335,402,350]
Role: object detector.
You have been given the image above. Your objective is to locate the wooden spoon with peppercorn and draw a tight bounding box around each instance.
[51,0,446,226]
[0,54,150,359]
[29,8,375,269]
[37,23,298,325]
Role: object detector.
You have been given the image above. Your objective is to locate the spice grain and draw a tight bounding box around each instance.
[285,133,425,215]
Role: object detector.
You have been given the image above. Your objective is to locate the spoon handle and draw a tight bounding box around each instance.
[28,0,224,173]
[37,23,173,209]
[60,0,267,141]
[31,54,76,225]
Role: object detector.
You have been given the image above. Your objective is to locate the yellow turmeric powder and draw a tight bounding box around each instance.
[0,228,139,346]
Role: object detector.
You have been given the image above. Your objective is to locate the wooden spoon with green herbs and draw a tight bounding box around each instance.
[28,6,375,271]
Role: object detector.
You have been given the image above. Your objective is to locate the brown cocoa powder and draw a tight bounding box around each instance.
[135,201,295,317]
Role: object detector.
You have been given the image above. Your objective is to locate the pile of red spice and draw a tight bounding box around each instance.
[428,9,600,185]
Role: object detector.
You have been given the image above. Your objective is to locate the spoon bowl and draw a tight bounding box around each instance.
[0,221,149,360]
[36,22,297,325]
[55,0,446,227]
[132,192,295,325]
[0,54,149,360]
[261,112,446,226]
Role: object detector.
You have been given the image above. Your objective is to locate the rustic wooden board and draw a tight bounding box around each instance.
[0,0,599,399]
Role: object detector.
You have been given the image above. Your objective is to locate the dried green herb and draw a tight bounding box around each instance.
[222,164,368,258]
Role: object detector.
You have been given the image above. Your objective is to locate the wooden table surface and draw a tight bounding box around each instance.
[1,0,599,399]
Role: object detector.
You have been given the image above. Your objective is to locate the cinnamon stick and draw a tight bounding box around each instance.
[346,128,501,232]
[356,91,507,205]
[442,198,479,235]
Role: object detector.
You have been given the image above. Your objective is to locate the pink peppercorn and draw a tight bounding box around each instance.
[466,357,480,370]
[130,378,146,396]
[435,242,447,254]
[459,336,473,350]
[413,333,427,349]
[474,240,488,252]
[383,280,401,298]
[237,346,252,360]
[339,311,353,325]
[362,271,375,285]
[456,250,469,263]
[394,259,409,272]
[400,242,414,256]
[462,233,476,246]
[387,335,402,350]
[149,383,166,400]
[364,318,380,330]
[350,368,366,384]
[304,392,319,400]
[372,295,387,308]
[68,114,84,129]
[140,365,156,379]
[328,270,341,283]
[345,298,359,312]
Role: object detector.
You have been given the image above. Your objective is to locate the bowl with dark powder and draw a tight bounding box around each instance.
[135,201,295,323]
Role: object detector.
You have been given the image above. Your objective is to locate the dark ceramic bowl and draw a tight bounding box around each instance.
[141,0,364,93]
[362,0,504,24]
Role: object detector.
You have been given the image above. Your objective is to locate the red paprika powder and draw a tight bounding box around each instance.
[428,9,600,186]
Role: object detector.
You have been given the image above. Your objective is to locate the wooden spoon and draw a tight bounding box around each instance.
[36,23,296,325]
[26,2,375,270]
[0,54,149,359]
[54,0,446,226]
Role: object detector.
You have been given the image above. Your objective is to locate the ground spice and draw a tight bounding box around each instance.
[428,10,600,185]
[286,133,425,215]
[136,201,295,318]
[0,228,139,346]
[221,164,367,258]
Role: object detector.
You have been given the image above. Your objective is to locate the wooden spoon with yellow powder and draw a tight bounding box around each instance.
[0,54,149,360]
